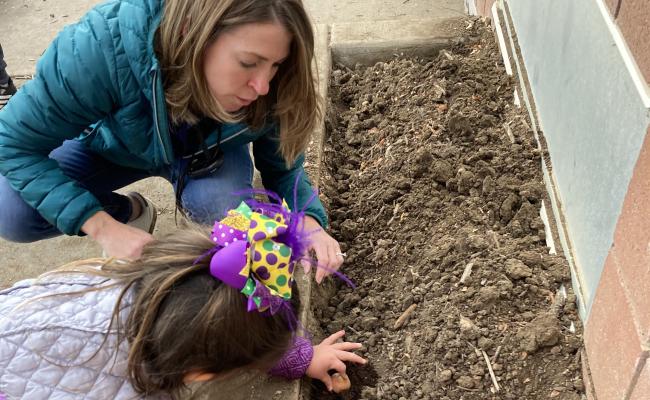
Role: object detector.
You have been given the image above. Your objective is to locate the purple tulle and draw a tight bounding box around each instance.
[234,180,356,290]
[301,257,356,289]
[215,174,355,326]
[193,247,219,265]
[235,186,312,267]
[247,279,286,314]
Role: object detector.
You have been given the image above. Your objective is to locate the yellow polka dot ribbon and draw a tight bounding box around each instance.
[209,201,299,313]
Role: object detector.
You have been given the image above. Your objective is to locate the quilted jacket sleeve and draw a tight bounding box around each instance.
[252,125,328,228]
[0,9,120,235]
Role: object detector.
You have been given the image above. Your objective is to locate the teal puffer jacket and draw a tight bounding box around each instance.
[0,0,326,235]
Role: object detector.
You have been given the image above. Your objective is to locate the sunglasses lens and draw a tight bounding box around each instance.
[188,148,224,178]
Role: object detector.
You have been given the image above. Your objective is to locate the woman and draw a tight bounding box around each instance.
[0,0,341,282]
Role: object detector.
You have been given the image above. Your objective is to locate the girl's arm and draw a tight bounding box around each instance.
[269,331,366,391]
[268,335,314,380]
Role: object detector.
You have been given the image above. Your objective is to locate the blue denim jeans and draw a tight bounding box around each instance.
[0,140,253,242]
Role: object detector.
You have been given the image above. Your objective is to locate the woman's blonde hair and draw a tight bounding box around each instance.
[157,0,321,164]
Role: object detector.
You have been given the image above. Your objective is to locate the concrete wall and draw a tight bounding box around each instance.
[505,0,650,314]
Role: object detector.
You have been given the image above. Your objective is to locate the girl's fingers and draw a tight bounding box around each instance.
[336,350,367,365]
[332,342,363,352]
[319,373,334,392]
[329,358,347,375]
[322,330,346,345]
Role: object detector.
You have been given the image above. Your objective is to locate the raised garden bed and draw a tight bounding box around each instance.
[310,19,584,400]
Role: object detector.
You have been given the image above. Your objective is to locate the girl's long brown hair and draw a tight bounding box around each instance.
[157,0,321,165]
[49,228,299,398]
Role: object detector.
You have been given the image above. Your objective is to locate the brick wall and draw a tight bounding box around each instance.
[583,1,650,398]
[604,0,650,86]
[584,125,650,399]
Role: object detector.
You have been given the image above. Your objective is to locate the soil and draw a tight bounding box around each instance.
[310,19,584,400]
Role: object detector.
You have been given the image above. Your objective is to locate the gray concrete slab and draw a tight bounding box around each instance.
[305,0,465,24]
[331,17,466,67]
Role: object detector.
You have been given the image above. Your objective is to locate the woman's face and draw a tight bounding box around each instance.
[204,22,292,112]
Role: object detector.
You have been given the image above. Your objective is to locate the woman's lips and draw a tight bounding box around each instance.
[237,96,254,106]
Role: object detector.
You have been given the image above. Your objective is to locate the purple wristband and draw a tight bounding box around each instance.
[268,336,314,380]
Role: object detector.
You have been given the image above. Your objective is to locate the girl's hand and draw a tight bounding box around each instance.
[82,211,154,259]
[306,330,366,392]
[301,215,344,283]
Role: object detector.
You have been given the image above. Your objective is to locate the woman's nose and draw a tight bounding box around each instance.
[248,70,272,96]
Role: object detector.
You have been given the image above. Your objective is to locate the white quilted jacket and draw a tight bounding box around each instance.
[0,273,170,400]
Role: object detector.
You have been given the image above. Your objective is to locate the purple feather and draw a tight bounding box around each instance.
[232,185,355,288]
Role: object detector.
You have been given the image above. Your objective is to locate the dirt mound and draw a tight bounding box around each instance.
[311,18,584,400]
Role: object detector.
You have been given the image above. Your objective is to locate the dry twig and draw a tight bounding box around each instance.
[491,345,502,364]
[394,304,417,330]
[458,262,474,284]
[482,350,501,392]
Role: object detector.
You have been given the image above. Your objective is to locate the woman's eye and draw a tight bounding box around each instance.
[240,61,256,68]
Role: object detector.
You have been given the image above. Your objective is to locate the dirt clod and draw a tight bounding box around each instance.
[516,313,562,353]
[505,258,533,280]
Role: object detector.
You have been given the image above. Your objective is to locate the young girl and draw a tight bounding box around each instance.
[0,0,343,282]
[0,199,365,399]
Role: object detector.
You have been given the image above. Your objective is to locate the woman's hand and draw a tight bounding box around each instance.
[81,211,154,259]
[306,330,366,392]
[302,215,344,283]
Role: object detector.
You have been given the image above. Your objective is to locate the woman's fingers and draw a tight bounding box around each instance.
[314,242,344,283]
[300,258,312,274]
[303,226,344,283]
[300,215,345,283]
[328,244,344,270]
[315,264,326,283]
[312,242,329,283]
